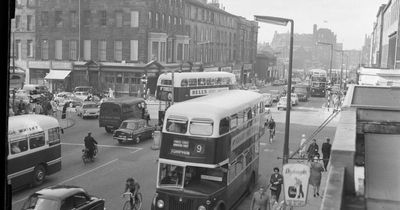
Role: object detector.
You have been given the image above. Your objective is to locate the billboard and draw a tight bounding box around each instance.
[282,163,310,207]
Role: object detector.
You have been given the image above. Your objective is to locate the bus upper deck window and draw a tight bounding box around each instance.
[181,79,188,87]
[190,120,213,136]
[166,119,188,134]
[216,78,222,85]
[198,78,206,86]
[219,118,230,135]
[188,79,197,87]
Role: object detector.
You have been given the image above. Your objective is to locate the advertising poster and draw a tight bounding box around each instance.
[282,163,311,207]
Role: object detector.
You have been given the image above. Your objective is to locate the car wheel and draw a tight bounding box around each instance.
[32,165,46,186]
[135,136,141,144]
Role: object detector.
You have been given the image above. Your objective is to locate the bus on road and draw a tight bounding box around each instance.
[155,71,237,103]
[152,90,266,210]
[309,69,327,97]
[8,115,62,190]
[99,97,147,133]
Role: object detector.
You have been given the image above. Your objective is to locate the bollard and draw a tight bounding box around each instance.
[151,130,161,150]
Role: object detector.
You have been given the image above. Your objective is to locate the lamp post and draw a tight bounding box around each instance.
[255,15,294,165]
[317,41,333,84]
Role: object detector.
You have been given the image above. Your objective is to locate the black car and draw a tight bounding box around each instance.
[113,119,155,144]
[21,185,105,210]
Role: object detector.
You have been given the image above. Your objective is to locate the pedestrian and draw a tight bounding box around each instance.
[145,110,150,126]
[299,134,307,159]
[267,118,276,144]
[321,138,332,171]
[309,156,324,197]
[250,186,269,210]
[51,100,58,117]
[17,99,26,115]
[62,102,69,119]
[307,139,319,161]
[269,167,283,202]
[35,102,43,114]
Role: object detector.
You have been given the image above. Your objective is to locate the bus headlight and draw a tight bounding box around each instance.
[157,199,164,208]
[198,205,206,210]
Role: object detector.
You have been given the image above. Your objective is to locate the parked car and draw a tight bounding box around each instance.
[269,90,280,102]
[20,185,105,210]
[291,93,299,105]
[74,91,90,101]
[277,97,292,110]
[73,86,94,94]
[262,93,273,107]
[22,84,53,100]
[54,92,75,106]
[113,119,155,144]
[272,80,282,86]
[76,101,100,119]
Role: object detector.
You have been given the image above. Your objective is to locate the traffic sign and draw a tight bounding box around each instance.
[282,163,310,207]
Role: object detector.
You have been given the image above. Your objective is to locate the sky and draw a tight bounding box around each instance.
[218,0,388,50]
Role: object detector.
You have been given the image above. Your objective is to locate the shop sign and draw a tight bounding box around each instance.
[282,163,310,207]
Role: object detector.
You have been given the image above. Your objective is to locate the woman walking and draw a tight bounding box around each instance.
[309,156,324,197]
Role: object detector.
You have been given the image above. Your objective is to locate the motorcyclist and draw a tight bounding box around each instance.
[84,132,98,160]
[124,177,141,208]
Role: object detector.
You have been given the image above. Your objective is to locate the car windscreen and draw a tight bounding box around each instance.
[83,104,98,109]
[22,194,60,210]
[120,122,138,129]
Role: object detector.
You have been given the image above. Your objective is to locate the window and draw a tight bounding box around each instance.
[99,10,107,26]
[70,11,77,28]
[10,138,28,154]
[116,11,123,27]
[198,78,205,86]
[130,11,139,27]
[151,41,159,60]
[181,79,188,87]
[48,127,60,146]
[130,40,138,61]
[98,40,107,61]
[230,114,238,129]
[155,13,159,29]
[27,40,33,57]
[55,11,63,27]
[69,40,77,60]
[27,0,35,7]
[188,78,197,87]
[83,10,91,26]
[166,118,188,134]
[15,15,21,29]
[15,40,21,59]
[219,118,230,135]
[27,15,33,31]
[177,43,183,61]
[41,12,49,26]
[149,12,153,28]
[55,40,62,60]
[41,40,49,60]
[83,40,91,60]
[29,133,45,149]
[114,41,122,61]
[190,119,213,136]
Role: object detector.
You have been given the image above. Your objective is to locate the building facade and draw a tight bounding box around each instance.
[17,0,257,94]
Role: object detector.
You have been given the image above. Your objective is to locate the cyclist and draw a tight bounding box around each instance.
[124,177,141,209]
[84,132,98,160]
[268,118,276,143]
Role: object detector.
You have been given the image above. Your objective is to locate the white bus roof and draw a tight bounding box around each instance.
[165,90,262,120]
[8,115,60,140]
[157,72,236,83]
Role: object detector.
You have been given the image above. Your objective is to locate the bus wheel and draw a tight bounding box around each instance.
[33,165,46,186]
[135,136,141,144]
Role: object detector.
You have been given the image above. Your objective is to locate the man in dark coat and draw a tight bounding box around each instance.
[321,138,332,171]
[307,139,319,161]
[84,132,98,159]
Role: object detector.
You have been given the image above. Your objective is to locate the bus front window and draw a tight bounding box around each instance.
[159,163,184,187]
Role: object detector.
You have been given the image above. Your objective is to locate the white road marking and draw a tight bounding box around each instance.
[12,158,118,205]
[61,142,142,150]
[260,142,267,146]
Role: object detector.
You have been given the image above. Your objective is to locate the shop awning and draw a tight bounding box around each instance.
[45,70,71,80]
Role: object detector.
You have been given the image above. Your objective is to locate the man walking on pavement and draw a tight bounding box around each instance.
[250,186,269,210]
[321,138,332,171]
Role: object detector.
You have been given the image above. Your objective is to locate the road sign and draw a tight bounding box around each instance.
[282,163,310,207]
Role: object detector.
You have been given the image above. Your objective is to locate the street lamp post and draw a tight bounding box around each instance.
[317,42,333,84]
[255,15,294,165]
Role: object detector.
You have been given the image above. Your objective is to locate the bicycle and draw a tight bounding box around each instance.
[122,192,142,210]
[268,128,275,144]
[82,145,98,164]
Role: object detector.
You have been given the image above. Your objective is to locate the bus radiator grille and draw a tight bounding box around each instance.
[169,197,193,210]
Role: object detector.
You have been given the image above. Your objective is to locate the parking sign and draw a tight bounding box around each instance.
[282,163,310,207]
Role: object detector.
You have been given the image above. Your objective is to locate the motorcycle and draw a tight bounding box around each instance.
[82,144,98,164]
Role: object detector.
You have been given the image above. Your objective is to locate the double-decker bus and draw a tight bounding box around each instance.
[309,69,327,97]
[152,90,267,210]
[155,71,237,103]
[8,115,62,190]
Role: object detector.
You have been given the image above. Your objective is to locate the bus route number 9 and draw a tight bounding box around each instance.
[195,144,205,154]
